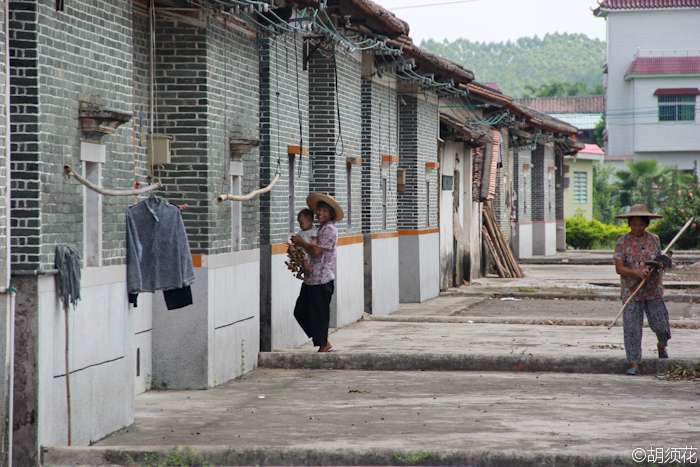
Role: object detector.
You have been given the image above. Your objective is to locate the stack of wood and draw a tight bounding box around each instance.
[482,201,525,278]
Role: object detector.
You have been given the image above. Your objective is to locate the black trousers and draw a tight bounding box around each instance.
[294,281,334,347]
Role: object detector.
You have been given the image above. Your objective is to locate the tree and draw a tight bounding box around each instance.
[420,33,605,98]
[616,160,694,213]
[522,80,603,98]
[592,163,619,224]
[594,114,605,148]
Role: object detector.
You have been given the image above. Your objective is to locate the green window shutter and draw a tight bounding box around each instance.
[573,172,587,204]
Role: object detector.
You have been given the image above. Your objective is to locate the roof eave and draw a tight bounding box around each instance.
[391,38,475,84]
[625,73,700,80]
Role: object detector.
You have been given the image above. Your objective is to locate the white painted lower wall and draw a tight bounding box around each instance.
[152,249,260,390]
[556,220,566,252]
[514,223,533,259]
[533,221,557,256]
[420,232,440,301]
[369,235,399,316]
[269,250,308,351]
[37,266,135,448]
[331,240,365,328]
[399,231,440,303]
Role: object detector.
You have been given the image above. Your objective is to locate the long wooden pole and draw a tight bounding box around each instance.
[64,302,72,445]
[482,226,507,278]
[483,207,512,278]
[488,202,524,278]
[608,216,696,329]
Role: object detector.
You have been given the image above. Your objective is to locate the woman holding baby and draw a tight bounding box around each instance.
[290,193,343,353]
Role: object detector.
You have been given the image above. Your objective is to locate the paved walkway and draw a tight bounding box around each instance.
[43,265,700,467]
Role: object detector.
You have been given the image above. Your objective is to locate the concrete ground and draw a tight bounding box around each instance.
[46,370,700,467]
[43,264,700,467]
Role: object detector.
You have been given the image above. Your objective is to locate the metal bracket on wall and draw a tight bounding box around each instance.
[303,39,322,71]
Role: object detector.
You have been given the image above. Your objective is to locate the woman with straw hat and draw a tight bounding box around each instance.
[613,204,671,375]
[290,193,344,352]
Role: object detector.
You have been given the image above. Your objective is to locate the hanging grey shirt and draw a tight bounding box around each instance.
[127,196,195,294]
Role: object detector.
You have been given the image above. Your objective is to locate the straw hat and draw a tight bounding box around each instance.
[615,204,664,219]
[306,193,344,222]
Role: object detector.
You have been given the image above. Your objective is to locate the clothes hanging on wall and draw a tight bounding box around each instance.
[127,196,195,310]
[55,245,82,309]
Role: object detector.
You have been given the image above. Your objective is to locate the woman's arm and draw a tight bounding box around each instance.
[615,259,650,281]
[290,235,324,257]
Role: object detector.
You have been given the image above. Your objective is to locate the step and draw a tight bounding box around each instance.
[258,351,694,375]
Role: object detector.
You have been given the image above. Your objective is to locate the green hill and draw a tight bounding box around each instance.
[420,33,605,98]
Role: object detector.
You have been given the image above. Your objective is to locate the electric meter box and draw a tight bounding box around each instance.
[147,134,173,176]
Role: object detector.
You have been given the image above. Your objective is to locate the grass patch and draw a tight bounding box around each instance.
[393,449,435,465]
[126,444,212,467]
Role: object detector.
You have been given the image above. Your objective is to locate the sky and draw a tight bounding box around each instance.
[374,0,607,45]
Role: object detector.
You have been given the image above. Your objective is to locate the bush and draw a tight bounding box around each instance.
[566,215,629,249]
[651,186,700,250]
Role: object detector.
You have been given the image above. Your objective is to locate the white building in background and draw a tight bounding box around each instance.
[594,1,700,173]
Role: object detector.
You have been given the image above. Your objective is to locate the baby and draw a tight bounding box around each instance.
[294,208,318,279]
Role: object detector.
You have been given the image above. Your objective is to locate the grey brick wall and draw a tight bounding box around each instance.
[397,92,439,230]
[360,79,397,233]
[531,142,555,222]
[206,18,260,253]
[11,0,134,270]
[149,14,259,255]
[259,33,309,244]
[513,149,532,223]
[555,153,565,221]
[308,44,362,237]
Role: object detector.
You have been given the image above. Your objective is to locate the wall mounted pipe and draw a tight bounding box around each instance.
[12,269,60,276]
[4,4,14,463]
[216,172,280,202]
[64,166,162,197]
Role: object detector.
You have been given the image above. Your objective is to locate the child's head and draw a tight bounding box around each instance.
[297,208,315,231]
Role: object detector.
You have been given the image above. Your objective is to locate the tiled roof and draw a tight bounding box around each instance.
[580,144,605,155]
[508,103,580,135]
[513,96,605,114]
[625,56,700,78]
[596,0,700,10]
[390,37,475,84]
[481,82,501,91]
[653,87,700,95]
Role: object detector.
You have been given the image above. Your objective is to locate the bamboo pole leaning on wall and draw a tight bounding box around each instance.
[487,201,525,278]
[482,226,507,278]
[482,201,525,278]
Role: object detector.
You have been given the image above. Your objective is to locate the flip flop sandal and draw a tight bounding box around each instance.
[625,368,639,376]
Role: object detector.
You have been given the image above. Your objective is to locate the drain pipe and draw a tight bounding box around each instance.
[149,0,154,136]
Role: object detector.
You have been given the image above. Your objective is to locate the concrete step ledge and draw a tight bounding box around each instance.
[366,315,700,328]
[258,351,693,375]
[518,256,700,264]
[42,445,631,467]
[445,290,700,302]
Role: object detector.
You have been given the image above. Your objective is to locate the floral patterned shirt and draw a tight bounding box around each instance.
[613,232,664,302]
[305,221,337,286]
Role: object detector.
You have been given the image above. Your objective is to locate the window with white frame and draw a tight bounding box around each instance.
[288,158,295,233]
[382,177,387,231]
[658,95,696,122]
[573,171,587,204]
[346,165,352,230]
